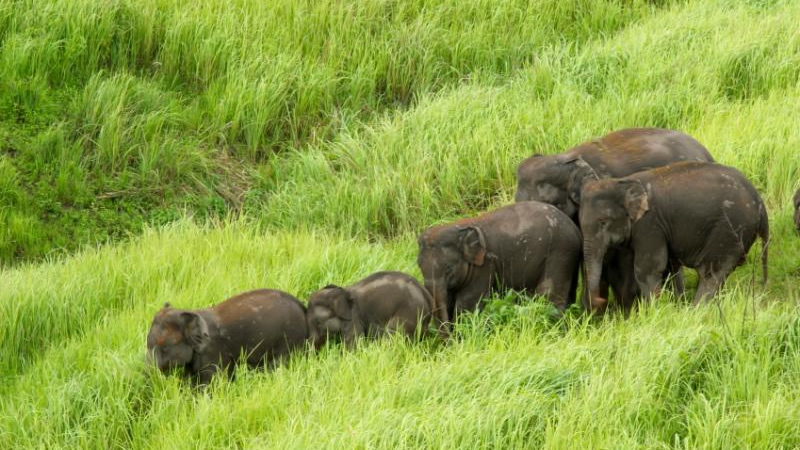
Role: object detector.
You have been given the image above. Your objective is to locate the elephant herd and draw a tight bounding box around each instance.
[147,127,794,385]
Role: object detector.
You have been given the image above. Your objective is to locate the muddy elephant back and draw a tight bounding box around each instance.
[216,289,308,359]
[582,128,714,176]
[514,201,581,242]
[269,292,309,349]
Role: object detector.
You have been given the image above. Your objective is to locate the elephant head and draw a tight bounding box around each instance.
[417,225,489,322]
[579,179,649,312]
[306,285,356,348]
[514,153,597,220]
[146,303,209,373]
[794,188,800,234]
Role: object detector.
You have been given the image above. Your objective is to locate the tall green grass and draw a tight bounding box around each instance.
[2,0,800,448]
[1,221,799,448]
[258,0,800,238]
[0,0,678,263]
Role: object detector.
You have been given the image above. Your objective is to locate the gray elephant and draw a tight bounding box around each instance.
[417,201,582,322]
[794,188,800,233]
[514,128,715,216]
[146,289,308,384]
[580,161,769,310]
[515,127,713,309]
[306,271,439,348]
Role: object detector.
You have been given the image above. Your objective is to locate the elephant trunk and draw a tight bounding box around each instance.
[426,280,451,325]
[583,239,608,313]
[308,327,324,350]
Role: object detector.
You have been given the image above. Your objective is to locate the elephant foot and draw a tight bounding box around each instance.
[590,297,608,314]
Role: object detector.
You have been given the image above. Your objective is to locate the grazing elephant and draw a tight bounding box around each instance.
[146,289,308,385]
[515,127,713,309]
[417,201,582,322]
[794,188,800,233]
[306,271,439,348]
[580,161,769,310]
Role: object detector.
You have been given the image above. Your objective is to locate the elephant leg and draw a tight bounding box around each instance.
[453,291,481,319]
[605,247,638,312]
[366,323,383,339]
[693,273,723,305]
[342,319,365,349]
[539,255,577,313]
[535,277,560,310]
[191,356,220,386]
[452,268,493,321]
[633,242,669,301]
[664,260,685,297]
[382,316,413,339]
[395,316,419,339]
[693,259,736,305]
[342,333,357,349]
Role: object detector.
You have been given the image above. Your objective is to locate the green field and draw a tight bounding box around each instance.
[2,0,800,447]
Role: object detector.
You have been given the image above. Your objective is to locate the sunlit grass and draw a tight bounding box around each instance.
[2,0,800,448]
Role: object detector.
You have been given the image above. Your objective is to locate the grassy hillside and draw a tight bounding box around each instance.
[0,0,668,263]
[2,0,800,448]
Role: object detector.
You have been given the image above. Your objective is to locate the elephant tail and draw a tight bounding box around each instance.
[758,202,769,286]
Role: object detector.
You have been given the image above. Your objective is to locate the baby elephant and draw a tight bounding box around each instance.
[418,201,582,322]
[306,271,436,348]
[794,188,800,233]
[146,289,308,385]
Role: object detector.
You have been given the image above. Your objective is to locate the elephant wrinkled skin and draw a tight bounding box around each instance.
[417,201,582,323]
[146,289,308,385]
[580,161,769,310]
[306,271,439,348]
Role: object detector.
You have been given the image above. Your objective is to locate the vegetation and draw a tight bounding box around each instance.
[1,0,800,447]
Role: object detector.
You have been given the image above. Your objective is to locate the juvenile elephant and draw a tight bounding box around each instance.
[794,188,800,233]
[306,271,438,348]
[580,161,769,310]
[417,201,582,322]
[515,127,713,309]
[146,289,308,384]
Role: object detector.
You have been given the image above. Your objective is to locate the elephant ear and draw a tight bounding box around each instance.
[327,286,354,321]
[181,312,209,351]
[622,181,649,222]
[460,226,487,266]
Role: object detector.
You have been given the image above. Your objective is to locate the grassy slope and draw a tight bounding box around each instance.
[2,0,800,448]
[0,0,659,263]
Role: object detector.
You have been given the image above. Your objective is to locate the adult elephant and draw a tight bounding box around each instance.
[514,127,714,310]
[580,161,769,310]
[514,128,715,215]
[417,202,582,323]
